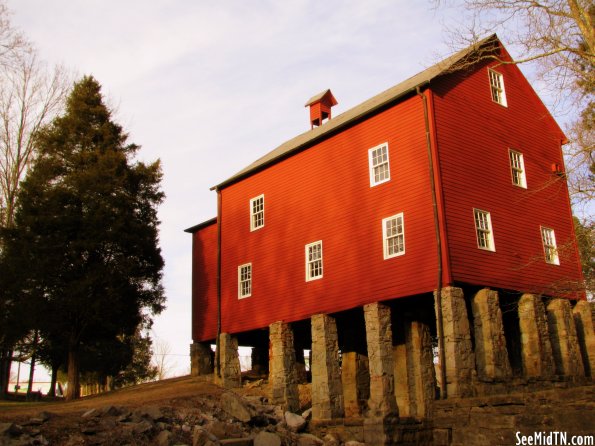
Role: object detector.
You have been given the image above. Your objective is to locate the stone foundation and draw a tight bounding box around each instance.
[435,287,475,398]
[190,342,214,376]
[269,321,299,411]
[546,298,584,378]
[342,351,369,417]
[311,313,344,419]
[518,294,555,379]
[394,321,436,418]
[471,289,512,381]
[573,300,595,377]
[214,333,241,388]
[364,302,398,417]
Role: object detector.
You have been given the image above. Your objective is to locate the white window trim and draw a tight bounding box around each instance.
[238,263,252,299]
[509,149,527,188]
[368,143,391,187]
[540,226,560,265]
[305,240,323,282]
[488,68,507,107]
[473,208,495,252]
[250,194,265,231]
[382,213,405,260]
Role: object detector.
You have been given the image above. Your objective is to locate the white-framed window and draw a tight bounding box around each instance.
[368,143,390,187]
[473,209,495,251]
[250,195,264,231]
[382,213,405,259]
[238,263,252,298]
[509,149,527,188]
[488,68,507,106]
[541,227,560,265]
[305,241,323,281]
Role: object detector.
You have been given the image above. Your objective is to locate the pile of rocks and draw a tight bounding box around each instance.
[0,391,366,446]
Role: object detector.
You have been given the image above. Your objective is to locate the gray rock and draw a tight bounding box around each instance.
[253,431,282,446]
[284,411,306,432]
[301,408,312,420]
[221,391,254,422]
[134,420,154,434]
[344,442,365,446]
[82,408,99,418]
[193,426,219,446]
[101,405,122,416]
[137,405,164,421]
[297,433,324,446]
[322,434,340,446]
[155,430,172,446]
[0,422,21,437]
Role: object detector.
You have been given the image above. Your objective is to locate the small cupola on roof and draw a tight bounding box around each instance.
[305,89,338,129]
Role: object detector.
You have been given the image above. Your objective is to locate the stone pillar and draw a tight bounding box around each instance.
[546,298,584,378]
[311,314,344,419]
[573,300,595,377]
[269,321,299,411]
[215,333,241,388]
[364,302,397,417]
[251,345,268,375]
[435,287,475,398]
[409,321,436,418]
[518,294,555,379]
[393,341,411,417]
[342,351,369,417]
[471,289,512,381]
[394,321,436,418]
[190,342,214,376]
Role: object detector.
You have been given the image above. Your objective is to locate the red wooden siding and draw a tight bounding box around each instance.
[431,59,582,296]
[191,222,218,341]
[214,95,438,338]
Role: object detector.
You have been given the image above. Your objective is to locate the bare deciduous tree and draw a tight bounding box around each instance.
[434,1,594,208]
[0,0,69,397]
[152,338,174,381]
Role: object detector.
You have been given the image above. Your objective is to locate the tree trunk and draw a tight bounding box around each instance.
[27,331,38,400]
[48,364,58,397]
[66,338,80,400]
[0,349,13,398]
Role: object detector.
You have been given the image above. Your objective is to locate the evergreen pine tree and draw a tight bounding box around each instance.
[6,76,165,399]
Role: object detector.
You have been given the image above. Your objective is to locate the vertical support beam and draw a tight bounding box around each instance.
[394,321,436,418]
[393,341,411,417]
[190,342,214,376]
[573,300,595,377]
[214,333,241,388]
[269,321,299,411]
[311,314,344,419]
[342,351,369,417]
[546,298,585,378]
[364,302,398,417]
[518,294,555,379]
[435,287,475,398]
[471,289,512,381]
[409,321,436,418]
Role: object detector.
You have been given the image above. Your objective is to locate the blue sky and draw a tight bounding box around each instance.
[7,0,485,375]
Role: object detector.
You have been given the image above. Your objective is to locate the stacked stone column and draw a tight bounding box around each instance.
[311,314,344,419]
[471,289,512,381]
[394,320,436,418]
[190,342,214,376]
[435,287,475,398]
[363,302,397,416]
[573,300,595,377]
[215,333,241,388]
[518,294,555,379]
[269,321,299,412]
[546,298,584,378]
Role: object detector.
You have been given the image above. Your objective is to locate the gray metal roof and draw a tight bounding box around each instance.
[212,35,498,191]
